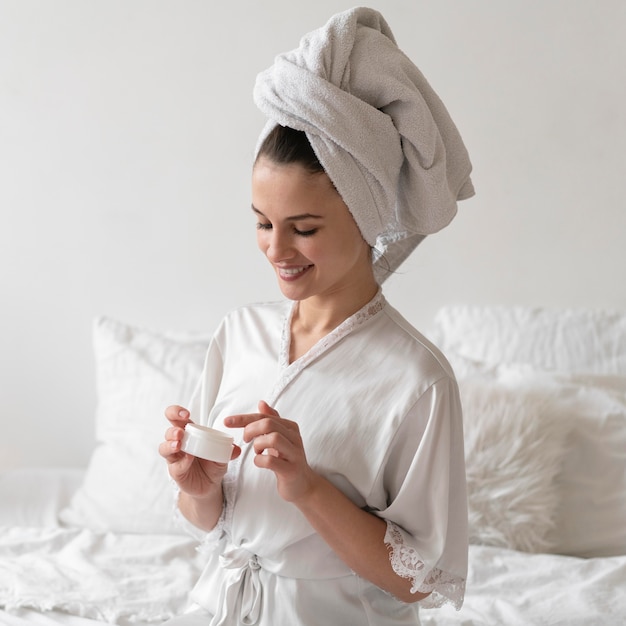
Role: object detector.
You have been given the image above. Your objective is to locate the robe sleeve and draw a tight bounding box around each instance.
[172,329,231,549]
[376,375,468,610]
[187,331,225,425]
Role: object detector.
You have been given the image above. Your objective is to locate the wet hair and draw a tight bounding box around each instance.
[255,125,325,175]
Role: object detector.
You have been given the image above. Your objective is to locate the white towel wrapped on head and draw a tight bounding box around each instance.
[253,6,474,282]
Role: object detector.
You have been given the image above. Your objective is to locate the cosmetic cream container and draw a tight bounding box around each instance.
[181,424,234,463]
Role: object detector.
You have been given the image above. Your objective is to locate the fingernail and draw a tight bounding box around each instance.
[178,409,189,419]
[224,416,233,427]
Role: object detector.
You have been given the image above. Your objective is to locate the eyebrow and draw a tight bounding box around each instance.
[251,205,323,221]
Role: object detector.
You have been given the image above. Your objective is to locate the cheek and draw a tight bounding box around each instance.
[297,238,323,261]
[336,235,371,269]
[256,230,268,253]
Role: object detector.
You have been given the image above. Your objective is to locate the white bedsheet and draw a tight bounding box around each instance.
[2,530,625,625]
[0,526,203,625]
[422,545,626,626]
[2,464,625,625]
[0,608,118,626]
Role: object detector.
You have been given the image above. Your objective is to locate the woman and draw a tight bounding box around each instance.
[160,7,473,625]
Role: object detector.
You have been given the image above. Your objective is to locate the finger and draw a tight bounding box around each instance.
[258,402,300,435]
[252,430,302,462]
[230,444,243,461]
[161,425,186,460]
[254,451,291,471]
[253,435,286,459]
[160,422,189,460]
[245,416,298,445]
[165,426,185,442]
[158,437,190,465]
[165,405,193,428]
[224,400,281,430]
[252,431,283,457]
[224,412,265,429]
[258,400,280,417]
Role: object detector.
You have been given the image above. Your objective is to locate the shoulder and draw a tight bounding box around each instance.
[218,299,290,330]
[369,301,456,382]
[211,300,290,350]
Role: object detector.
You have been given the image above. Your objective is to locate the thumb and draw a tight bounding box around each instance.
[258,399,280,417]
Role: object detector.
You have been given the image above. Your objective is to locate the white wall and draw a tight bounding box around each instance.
[2,0,625,469]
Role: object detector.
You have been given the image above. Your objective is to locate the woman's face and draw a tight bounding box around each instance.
[252,157,374,303]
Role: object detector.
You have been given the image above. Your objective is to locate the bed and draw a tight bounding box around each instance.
[1,306,625,625]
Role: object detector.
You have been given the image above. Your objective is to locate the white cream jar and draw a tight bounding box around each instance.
[181,424,234,463]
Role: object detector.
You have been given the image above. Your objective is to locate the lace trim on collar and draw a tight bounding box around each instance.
[269,290,386,403]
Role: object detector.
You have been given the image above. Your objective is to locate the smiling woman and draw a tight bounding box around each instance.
[159,6,473,625]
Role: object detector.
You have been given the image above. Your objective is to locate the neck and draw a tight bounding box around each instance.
[293,280,379,337]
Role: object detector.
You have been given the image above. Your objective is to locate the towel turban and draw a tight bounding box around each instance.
[253,7,474,282]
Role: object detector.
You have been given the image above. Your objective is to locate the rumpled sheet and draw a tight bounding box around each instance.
[2,528,626,625]
[421,545,626,626]
[0,526,204,624]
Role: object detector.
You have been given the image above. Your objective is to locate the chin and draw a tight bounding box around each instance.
[277,279,320,302]
[278,286,308,302]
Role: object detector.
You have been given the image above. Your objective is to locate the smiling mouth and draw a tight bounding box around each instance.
[277,265,312,280]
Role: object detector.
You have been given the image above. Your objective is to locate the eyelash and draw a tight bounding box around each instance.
[256,223,318,237]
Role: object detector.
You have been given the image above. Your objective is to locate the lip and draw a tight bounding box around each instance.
[276,265,313,281]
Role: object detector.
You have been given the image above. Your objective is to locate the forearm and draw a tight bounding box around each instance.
[177,485,224,532]
[293,475,428,604]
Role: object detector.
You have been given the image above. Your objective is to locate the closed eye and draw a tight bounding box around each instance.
[294,227,318,237]
[252,206,322,238]
[256,223,318,237]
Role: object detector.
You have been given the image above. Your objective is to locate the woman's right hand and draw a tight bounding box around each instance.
[159,405,241,499]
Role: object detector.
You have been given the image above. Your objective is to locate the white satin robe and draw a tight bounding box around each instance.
[178,291,467,625]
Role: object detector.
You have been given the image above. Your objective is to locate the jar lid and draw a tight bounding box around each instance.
[181,423,234,463]
[185,423,233,443]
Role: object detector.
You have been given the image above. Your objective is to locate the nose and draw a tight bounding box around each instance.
[264,229,294,263]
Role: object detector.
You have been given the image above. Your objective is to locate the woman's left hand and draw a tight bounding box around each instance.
[224,400,318,503]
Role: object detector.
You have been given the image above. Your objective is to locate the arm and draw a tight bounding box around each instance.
[293,472,428,603]
[224,401,428,603]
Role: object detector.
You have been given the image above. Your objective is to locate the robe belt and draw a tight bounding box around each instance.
[204,543,352,624]
[211,547,263,625]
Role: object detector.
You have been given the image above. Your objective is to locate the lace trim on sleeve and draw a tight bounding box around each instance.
[169,472,231,553]
[219,450,241,537]
[384,520,466,610]
[191,445,244,554]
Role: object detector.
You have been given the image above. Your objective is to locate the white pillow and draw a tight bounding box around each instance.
[497,366,626,557]
[460,363,626,557]
[460,375,569,553]
[432,306,626,374]
[59,317,211,534]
